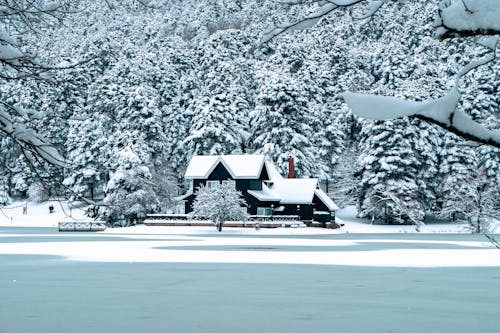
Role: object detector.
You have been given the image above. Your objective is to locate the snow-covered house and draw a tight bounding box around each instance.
[179,154,338,222]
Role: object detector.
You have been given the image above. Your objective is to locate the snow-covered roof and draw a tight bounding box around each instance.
[265,160,284,180]
[185,154,280,180]
[314,189,339,211]
[184,155,220,179]
[247,183,281,202]
[223,155,266,179]
[176,190,193,201]
[184,154,339,211]
[269,179,318,204]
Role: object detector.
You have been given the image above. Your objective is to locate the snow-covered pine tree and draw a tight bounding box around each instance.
[249,72,317,177]
[103,147,158,226]
[314,108,346,189]
[191,183,247,232]
[411,119,442,213]
[185,94,246,156]
[357,119,425,226]
[437,134,479,224]
[158,47,197,181]
[0,176,10,206]
[185,29,253,157]
[64,111,113,201]
[150,163,179,213]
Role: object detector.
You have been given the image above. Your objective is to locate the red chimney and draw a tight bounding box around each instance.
[288,157,295,178]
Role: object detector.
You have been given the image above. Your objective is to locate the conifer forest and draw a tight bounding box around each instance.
[0,0,498,226]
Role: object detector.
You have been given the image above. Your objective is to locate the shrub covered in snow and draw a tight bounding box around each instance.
[191,183,247,232]
[27,182,49,203]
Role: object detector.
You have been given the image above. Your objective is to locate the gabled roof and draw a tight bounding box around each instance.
[314,189,339,211]
[185,154,268,179]
[184,154,339,211]
[264,160,283,180]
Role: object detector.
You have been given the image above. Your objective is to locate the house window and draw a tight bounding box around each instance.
[207,181,220,189]
[257,207,273,216]
[222,180,236,190]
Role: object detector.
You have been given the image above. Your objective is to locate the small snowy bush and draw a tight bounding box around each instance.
[27,182,50,203]
[191,183,247,232]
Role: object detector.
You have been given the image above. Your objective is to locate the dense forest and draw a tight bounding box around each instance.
[0,0,498,227]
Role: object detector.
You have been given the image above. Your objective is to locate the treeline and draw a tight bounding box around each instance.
[0,0,498,227]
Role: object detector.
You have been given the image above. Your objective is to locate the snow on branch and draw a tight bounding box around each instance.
[260,0,373,45]
[0,103,66,168]
[437,0,500,39]
[342,87,500,148]
[342,36,500,148]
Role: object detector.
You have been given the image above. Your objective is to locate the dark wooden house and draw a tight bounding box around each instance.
[179,155,338,222]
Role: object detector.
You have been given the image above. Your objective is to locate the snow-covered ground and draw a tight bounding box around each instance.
[0,200,89,227]
[2,201,500,333]
[3,200,497,234]
[1,201,499,267]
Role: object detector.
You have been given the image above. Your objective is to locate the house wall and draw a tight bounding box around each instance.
[312,194,334,222]
[278,204,314,221]
[312,195,329,212]
[186,162,267,215]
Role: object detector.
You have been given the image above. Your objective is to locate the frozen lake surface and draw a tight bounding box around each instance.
[1,227,500,333]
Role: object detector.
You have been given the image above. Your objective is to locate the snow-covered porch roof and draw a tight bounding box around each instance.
[247,183,281,202]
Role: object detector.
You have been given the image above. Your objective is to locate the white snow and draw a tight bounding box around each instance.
[264,160,284,180]
[0,200,89,227]
[314,189,339,210]
[247,183,281,202]
[439,0,500,32]
[222,154,266,178]
[185,155,266,179]
[342,88,500,145]
[270,178,318,204]
[184,155,220,179]
[1,202,500,267]
[0,225,499,267]
[0,44,22,60]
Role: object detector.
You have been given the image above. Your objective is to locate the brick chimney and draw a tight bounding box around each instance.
[288,156,295,179]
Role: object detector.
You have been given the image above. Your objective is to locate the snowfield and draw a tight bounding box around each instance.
[1,201,500,333]
[0,201,499,267]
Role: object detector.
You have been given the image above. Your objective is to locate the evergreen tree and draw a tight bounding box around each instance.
[437,134,479,224]
[357,119,425,226]
[0,176,10,206]
[103,147,158,225]
[185,29,253,157]
[249,72,318,177]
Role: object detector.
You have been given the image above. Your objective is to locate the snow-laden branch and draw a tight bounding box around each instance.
[342,36,500,148]
[260,0,372,45]
[0,103,66,167]
[437,0,500,39]
[342,88,500,148]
